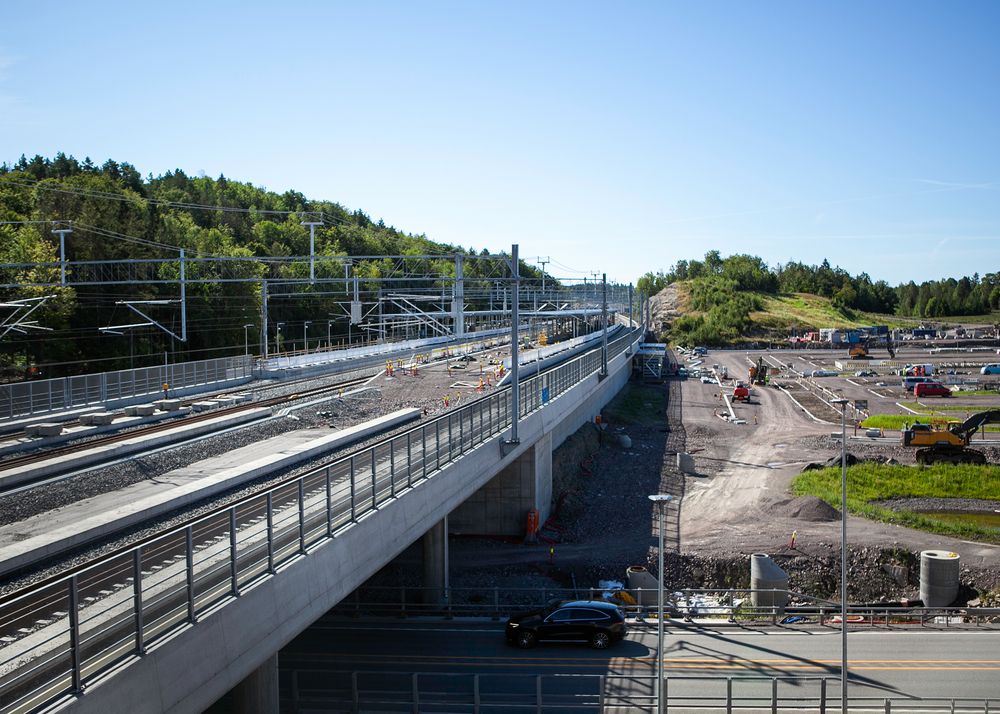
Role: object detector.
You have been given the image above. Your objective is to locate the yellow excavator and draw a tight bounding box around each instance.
[901,409,1000,465]
[748,356,769,385]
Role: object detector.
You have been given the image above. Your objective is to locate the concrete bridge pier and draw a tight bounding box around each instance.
[450,432,553,537]
[232,653,278,714]
[422,516,449,604]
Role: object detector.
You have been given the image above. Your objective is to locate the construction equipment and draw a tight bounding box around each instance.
[901,409,1000,465]
[733,382,752,403]
[749,357,769,385]
[848,342,870,359]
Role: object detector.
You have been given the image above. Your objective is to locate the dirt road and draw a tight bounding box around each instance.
[677,351,1000,572]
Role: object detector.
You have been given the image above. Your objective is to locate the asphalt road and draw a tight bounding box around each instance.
[278,617,1000,712]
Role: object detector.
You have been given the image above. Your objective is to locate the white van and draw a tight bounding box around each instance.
[981,363,1000,375]
[902,375,935,392]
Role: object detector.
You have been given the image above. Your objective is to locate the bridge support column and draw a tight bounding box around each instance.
[449,433,553,537]
[422,516,449,604]
[232,653,278,714]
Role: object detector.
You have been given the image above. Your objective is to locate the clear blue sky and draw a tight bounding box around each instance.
[3,1,999,286]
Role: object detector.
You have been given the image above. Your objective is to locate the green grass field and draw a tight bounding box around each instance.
[793,463,1000,543]
[861,413,1000,432]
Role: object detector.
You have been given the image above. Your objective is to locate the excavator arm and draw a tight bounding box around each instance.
[950,409,1000,441]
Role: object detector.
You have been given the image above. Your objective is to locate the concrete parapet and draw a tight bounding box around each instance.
[154,399,183,411]
[191,401,218,412]
[80,412,115,426]
[124,405,157,417]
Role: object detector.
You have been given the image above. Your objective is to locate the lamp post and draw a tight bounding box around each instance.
[327,319,334,350]
[243,324,253,358]
[648,493,672,714]
[831,397,849,712]
[276,322,284,354]
[303,321,311,353]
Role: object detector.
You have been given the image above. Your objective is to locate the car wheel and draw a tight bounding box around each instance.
[590,631,611,649]
[516,630,537,649]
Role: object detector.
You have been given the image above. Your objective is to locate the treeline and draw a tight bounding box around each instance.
[638,250,1000,318]
[0,153,544,376]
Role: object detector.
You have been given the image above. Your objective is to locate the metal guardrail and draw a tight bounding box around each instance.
[329,585,1000,628]
[0,355,252,421]
[0,328,640,714]
[285,670,996,713]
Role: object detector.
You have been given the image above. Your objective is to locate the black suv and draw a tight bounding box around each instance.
[505,599,626,649]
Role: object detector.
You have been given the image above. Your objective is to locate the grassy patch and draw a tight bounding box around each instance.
[860,414,935,430]
[602,383,667,427]
[751,293,916,331]
[862,412,1000,432]
[793,463,1000,543]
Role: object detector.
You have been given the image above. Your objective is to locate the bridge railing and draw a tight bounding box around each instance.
[0,328,640,714]
[329,584,1000,627]
[0,355,252,422]
[284,670,996,713]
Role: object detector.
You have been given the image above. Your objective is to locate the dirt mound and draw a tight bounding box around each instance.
[771,496,840,522]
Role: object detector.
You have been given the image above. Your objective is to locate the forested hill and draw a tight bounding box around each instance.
[0,153,541,376]
[639,251,1000,346]
[639,251,1000,319]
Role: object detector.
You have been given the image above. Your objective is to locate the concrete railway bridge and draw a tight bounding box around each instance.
[0,328,642,714]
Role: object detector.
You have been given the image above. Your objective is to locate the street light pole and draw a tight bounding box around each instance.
[648,493,672,714]
[303,321,311,353]
[831,397,849,712]
[276,322,284,354]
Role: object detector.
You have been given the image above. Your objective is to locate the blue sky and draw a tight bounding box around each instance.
[2,1,999,286]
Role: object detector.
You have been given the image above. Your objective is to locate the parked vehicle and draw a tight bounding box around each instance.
[913,382,952,398]
[505,600,627,649]
[810,369,838,377]
[902,376,935,392]
[981,364,1000,375]
[854,369,877,377]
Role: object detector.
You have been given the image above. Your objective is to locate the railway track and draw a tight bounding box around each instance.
[0,374,373,477]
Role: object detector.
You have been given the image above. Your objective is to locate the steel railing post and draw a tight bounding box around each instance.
[185,528,195,622]
[412,673,419,714]
[727,677,733,714]
[230,509,239,595]
[352,671,359,714]
[536,675,542,714]
[325,467,333,537]
[349,456,357,521]
[298,479,306,553]
[771,678,778,714]
[885,698,891,714]
[133,549,144,653]
[598,674,605,712]
[390,440,396,498]
[266,492,275,573]
[371,448,377,508]
[820,678,827,714]
[422,426,428,479]
[407,432,413,488]
[68,575,82,693]
[474,674,480,714]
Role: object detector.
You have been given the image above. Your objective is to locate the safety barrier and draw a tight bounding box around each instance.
[285,670,996,713]
[0,355,252,421]
[0,328,640,714]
